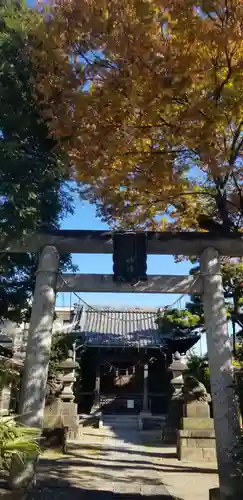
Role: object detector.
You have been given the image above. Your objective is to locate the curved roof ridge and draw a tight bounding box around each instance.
[85,306,160,313]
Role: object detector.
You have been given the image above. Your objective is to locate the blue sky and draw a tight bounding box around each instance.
[57,199,192,309]
[57,200,208,355]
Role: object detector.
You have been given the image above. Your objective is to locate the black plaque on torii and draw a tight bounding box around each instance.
[113,232,147,283]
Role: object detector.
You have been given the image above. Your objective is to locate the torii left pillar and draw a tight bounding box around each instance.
[19,245,60,427]
[10,245,59,490]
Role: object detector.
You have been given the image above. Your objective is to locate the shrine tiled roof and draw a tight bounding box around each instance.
[75,307,163,348]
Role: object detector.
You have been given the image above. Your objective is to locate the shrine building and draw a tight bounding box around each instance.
[55,305,200,416]
[0,304,200,417]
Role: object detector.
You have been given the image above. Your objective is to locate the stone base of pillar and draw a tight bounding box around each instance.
[89,405,102,428]
[90,404,101,415]
[138,410,152,430]
[177,402,216,462]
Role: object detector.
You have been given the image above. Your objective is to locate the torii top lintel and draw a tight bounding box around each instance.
[1,229,243,257]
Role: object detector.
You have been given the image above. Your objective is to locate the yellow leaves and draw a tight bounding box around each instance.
[28,0,243,230]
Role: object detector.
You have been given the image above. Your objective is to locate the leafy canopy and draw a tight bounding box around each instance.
[32,0,243,230]
[187,259,243,332]
[156,307,202,336]
[0,1,74,323]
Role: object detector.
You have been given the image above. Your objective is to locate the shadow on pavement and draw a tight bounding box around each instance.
[66,450,218,474]
[30,425,217,499]
[66,443,218,475]
[25,484,180,499]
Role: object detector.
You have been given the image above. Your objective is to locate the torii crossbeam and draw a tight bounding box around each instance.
[1,229,243,256]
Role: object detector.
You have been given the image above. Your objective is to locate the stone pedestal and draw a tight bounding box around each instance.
[184,400,211,418]
[61,401,79,439]
[44,398,79,444]
[43,399,67,450]
[177,402,216,461]
[43,399,63,429]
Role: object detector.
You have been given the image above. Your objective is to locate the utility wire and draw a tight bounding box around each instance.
[59,273,200,324]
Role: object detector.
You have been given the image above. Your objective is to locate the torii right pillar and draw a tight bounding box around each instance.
[200,247,242,500]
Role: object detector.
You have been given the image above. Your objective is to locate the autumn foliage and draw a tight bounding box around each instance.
[32,0,243,230]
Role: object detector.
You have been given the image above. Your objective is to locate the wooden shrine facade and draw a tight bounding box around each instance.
[72,306,200,415]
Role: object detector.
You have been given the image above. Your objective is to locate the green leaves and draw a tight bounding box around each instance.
[0,418,40,471]
[156,307,202,336]
[0,1,75,323]
[48,334,73,378]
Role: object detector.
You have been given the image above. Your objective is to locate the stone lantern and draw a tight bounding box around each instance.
[59,350,79,403]
[59,350,79,438]
[168,351,187,398]
[163,352,187,444]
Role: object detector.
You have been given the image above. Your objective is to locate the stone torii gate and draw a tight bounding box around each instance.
[1,230,242,499]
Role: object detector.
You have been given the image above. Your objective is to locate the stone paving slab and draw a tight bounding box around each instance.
[26,489,175,499]
[25,426,219,500]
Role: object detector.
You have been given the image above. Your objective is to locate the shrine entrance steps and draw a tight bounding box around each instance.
[77,413,167,439]
[100,414,139,431]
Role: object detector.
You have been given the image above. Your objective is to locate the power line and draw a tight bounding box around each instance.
[59,274,200,324]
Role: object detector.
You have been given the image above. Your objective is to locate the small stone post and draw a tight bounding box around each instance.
[92,364,101,411]
[19,245,59,428]
[138,362,152,429]
[200,247,241,499]
[143,363,149,412]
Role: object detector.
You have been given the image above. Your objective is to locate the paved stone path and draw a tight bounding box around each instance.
[26,426,219,499]
[26,427,174,499]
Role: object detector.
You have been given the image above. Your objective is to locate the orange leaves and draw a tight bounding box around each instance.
[29,0,243,230]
